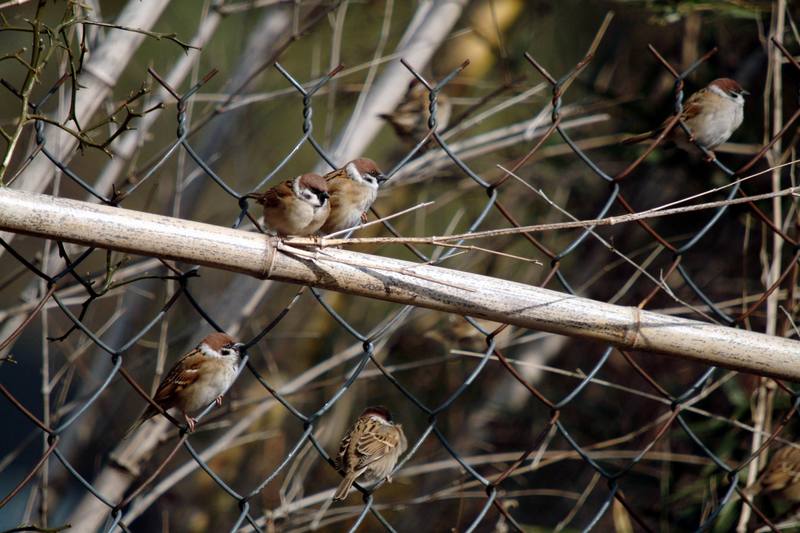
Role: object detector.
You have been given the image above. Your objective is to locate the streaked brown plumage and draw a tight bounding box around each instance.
[333,406,407,501]
[623,78,747,151]
[747,445,800,501]
[321,158,386,235]
[247,173,330,236]
[124,332,242,436]
[379,79,451,148]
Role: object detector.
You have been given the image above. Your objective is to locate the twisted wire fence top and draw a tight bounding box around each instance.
[1,2,799,532]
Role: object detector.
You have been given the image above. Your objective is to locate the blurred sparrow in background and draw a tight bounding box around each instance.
[379,79,451,149]
[125,332,243,436]
[246,173,330,236]
[321,158,386,234]
[623,78,747,153]
[333,405,408,501]
[746,445,800,501]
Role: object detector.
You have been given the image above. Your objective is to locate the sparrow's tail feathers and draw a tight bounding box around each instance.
[333,473,358,501]
[123,416,146,440]
[741,480,761,498]
[621,131,655,145]
[122,407,155,439]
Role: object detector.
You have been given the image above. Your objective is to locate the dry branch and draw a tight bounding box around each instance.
[1,188,799,380]
[1,0,172,255]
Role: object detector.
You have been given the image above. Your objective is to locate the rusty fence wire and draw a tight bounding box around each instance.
[1,14,800,533]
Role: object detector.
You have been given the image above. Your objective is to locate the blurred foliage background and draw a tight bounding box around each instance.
[1,0,799,531]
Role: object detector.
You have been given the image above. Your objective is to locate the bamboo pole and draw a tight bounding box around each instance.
[1,188,799,380]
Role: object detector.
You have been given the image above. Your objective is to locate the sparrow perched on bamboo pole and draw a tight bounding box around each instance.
[125,332,243,436]
[333,406,408,501]
[246,173,330,236]
[321,158,386,235]
[623,78,747,153]
[379,79,451,148]
[746,445,800,501]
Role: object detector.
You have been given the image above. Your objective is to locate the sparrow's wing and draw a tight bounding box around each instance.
[324,171,357,213]
[679,89,707,122]
[760,447,800,491]
[152,349,205,408]
[760,462,793,492]
[260,180,293,209]
[324,168,347,185]
[335,424,355,471]
[353,424,403,469]
[648,89,708,136]
[384,84,426,128]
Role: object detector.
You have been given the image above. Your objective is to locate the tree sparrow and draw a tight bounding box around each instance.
[246,173,330,236]
[125,332,243,435]
[321,158,387,235]
[623,78,747,152]
[333,405,408,501]
[379,79,451,148]
[746,445,800,501]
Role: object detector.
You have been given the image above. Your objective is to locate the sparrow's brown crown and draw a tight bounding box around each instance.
[349,158,383,178]
[202,332,237,352]
[361,405,392,421]
[297,173,328,194]
[709,78,747,96]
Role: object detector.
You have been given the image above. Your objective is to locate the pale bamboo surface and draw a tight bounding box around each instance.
[1,188,799,380]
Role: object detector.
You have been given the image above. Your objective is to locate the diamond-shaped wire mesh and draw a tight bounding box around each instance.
[1,2,799,532]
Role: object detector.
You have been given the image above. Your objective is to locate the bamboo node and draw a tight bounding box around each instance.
[624,306,642,349]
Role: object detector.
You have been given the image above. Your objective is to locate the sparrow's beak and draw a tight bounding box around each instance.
[233,342,246,351]
[376,173,388,184]
[741,90,750,96]
[319,191,330,200]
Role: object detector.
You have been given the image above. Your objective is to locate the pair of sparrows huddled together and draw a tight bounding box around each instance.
[126,333,407,501]
[246,158,386,237]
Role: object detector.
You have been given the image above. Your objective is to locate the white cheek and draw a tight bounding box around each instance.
[346,163,362,182]
[200,344,221,358]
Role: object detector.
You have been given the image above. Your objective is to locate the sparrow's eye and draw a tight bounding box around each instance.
[220,343,239,356]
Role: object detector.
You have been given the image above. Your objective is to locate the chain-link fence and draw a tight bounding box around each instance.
[1,2,800,532]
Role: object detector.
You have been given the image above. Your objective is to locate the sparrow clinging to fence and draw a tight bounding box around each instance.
[380,79,451,149]
[125,332,243,436]
[333,405,407,501]
[623,78,747,155]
